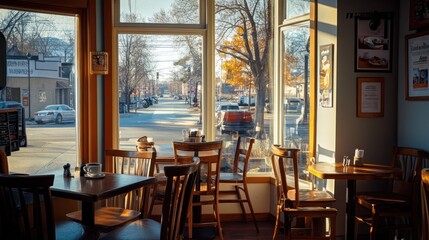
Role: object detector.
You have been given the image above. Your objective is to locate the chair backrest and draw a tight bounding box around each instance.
[232,137,255,176]
[0,148,9,174]
[390,147,425,196]
[105,149,156,211]
[0,174,55,240]
[271,145,301,207]
[173,141,223,196]
[160,158,199,240]
[421,168,429,240]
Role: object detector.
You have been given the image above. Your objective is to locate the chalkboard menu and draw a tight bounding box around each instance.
[0,109,19,155]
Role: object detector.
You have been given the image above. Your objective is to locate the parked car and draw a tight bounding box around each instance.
[34,104,76,124]
[215,103,240,126]
[218,110,254,134]
[238,95,256,106]
[285,97,302,113]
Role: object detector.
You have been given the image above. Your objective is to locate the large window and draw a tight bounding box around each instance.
[281,0,312,182]
[0,9,78,174]
[115,0,273,174]
[117,33,203,154]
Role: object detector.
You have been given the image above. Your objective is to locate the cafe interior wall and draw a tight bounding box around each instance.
[397,0,429,152]
[317,0,399,236]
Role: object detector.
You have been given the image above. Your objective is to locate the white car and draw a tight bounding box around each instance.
[34,104,76,124]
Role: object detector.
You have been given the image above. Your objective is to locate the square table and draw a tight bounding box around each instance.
[308,162,400,240]
[50,173,155,227]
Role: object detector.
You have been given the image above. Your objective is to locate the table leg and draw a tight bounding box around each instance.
[80,202,99,240]
[81,202,95,227]
[346,180,356,240]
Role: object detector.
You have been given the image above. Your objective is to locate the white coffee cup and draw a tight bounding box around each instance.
[84,163,102,176]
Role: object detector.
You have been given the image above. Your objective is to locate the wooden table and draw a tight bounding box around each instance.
[50,173,155,228]
[308,162,399,240]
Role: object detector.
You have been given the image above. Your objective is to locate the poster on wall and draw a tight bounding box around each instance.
[90,51,108,75]
[357,77,384,118]
[319,44,334,107]
[406,31,429,101]
[355,12,393,72]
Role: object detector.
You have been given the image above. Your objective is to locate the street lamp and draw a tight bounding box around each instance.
[26,52,31,120]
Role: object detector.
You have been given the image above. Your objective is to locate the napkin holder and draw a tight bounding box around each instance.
[353,156,364,166]
[353,149,364,166]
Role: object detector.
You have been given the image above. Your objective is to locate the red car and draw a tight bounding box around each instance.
[219,110,254,134]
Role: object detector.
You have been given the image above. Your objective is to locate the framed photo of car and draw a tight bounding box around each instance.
[355,12,393,72]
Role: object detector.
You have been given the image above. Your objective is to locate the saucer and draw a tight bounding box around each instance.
[84,173,105,179]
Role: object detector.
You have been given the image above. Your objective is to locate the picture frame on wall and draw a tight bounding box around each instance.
[409,0,429,30]
[355,12,393,72]
[319,44,334,107]
[357,77,384,118]
[90,51,109,75]
[406,31,429,101]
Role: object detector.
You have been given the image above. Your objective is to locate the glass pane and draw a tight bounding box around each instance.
[0,9,77,174]
[215,0,273,174]
[119,0,200,24]
[282,23,310,181]
[118,34,202,155]
[286,0,310,19]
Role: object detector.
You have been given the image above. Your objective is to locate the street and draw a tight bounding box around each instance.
[7,97,303,175]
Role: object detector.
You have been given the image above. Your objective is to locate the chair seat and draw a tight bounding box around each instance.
[99,218,160,240]
[287,189,336,207]
[56,221,88,240]
[66,207,141,230]
[357,192,411,210]
[219,172,243,182]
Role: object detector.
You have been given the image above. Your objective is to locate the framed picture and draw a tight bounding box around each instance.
[406,31,429,101]
[357,77,384,118]
[355,12,393,72]
[319,44,334,107]
[90,51,108,75]
[410,0,429,30]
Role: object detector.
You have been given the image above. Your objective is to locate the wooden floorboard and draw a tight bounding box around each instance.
[184,221,283,240]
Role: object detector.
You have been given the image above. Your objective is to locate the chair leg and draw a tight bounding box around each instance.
[241,184,259,233]
[214,199,224,240]
[330,213,336,240]
[235,185,247,222]
[272,204,282,240]
[188,203,193,239]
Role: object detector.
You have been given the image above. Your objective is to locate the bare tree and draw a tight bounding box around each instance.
[216,0,272,138]
[118,33,153,109]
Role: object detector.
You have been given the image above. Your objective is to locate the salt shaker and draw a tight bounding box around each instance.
[63,163,72,177]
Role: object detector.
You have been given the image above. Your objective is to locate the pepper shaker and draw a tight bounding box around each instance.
[63,163,72,177]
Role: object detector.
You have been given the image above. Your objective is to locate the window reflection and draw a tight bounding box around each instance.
[286,0,310,19]
[119,0,200,24]
[282,24,310,181]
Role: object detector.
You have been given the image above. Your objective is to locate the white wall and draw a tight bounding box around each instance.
[397,0,429,152]
[318,0,399,237]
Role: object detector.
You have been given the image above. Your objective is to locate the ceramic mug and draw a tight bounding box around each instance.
[83,163,102,176]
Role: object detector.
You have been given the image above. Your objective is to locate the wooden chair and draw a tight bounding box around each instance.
[100,158,200,240]
[271,145,337,240]
[173,140,224,240]
[0,174,84,240]
[219,137,259,233]
[67,149,156,232]
[355,147,427,240]
[422,168,429,240]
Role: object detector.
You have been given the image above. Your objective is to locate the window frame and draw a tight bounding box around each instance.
[276,0,316,159]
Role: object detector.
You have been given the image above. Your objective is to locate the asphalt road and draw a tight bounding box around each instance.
[7,97,302,174]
